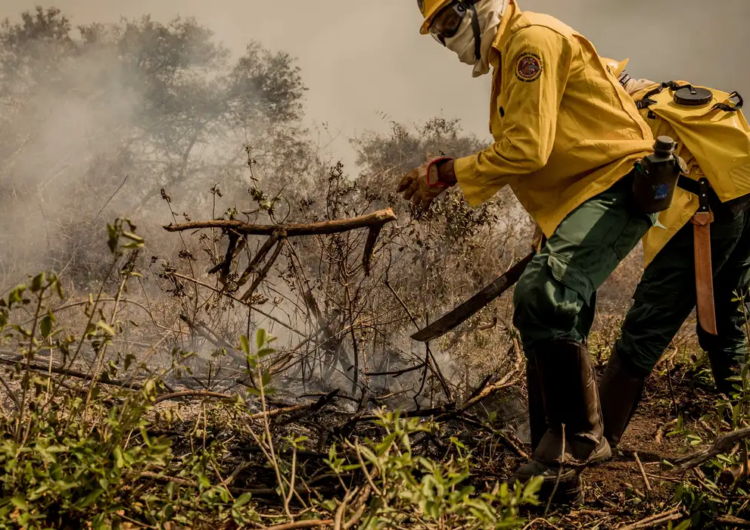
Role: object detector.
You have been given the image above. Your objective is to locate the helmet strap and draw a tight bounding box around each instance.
[468,3,482,62]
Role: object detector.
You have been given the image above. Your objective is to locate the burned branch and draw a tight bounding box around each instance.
[164,209,397,237]
[670,427,750,473]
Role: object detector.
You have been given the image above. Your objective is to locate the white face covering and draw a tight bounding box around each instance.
[443,0,509,77]
[622,76,658,97]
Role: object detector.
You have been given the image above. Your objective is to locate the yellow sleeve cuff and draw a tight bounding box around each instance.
[454,155,505,207]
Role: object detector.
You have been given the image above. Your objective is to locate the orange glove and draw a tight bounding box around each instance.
[397,158,456,210]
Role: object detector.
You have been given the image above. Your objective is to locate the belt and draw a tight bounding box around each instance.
[678,176,750,220]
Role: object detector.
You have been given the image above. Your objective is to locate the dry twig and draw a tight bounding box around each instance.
[154,390,238,405]
[169,271,305,337]
[0,355,143,390]
[263,520,334,530]
[634,452,652,492]
[716,515,750,527]
[619,507,682,530]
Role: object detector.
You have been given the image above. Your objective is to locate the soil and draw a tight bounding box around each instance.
[512,362,729,529]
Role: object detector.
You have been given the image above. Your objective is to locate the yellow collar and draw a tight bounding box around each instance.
[489,0,519,70]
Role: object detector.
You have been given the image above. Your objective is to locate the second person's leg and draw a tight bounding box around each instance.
[601,210,748,447]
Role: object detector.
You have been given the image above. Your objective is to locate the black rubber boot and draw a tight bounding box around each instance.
[514,340,611,505]
[526,358,546,453]
[598,346,647,449]
[707,350,740,397]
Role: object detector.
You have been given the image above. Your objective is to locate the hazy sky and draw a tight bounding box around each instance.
[2,1,749,168]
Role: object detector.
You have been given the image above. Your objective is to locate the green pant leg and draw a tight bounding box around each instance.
[616,226,696,375]
[617,211,748,375]
[513,176,656,358]
[697,211,750,361]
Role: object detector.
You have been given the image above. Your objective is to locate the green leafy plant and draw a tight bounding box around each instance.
[0,220,267,529]
[325,410,541,529]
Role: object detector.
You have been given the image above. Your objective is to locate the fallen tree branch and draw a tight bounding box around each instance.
[364,363,425,377]
[299,391,359,404]
[278,390,340,426]
[644,473,681,484]
[363,225,383,276]
[247,399,339,422]
[236,231,281,288]
[138,471,337,500]
[167,210,396,280]
[438,379,518,422]
[179,314,246,363]
[153,390,334,422]
[208,231,246,276]
[169,272,305,338]
[164,209,397,237]
[236,447,329,460]
[154,390,238,405]
[634,452,652,493]
[264,520,334,530]
[333,370,518,433]
[670,427,750,473]
[437,345,523,423]
[465,373,494,403]
[619,507,682,530]
[567,510,610,518]
[345,403,457,424]
[0,355,143,390]
[241,235,286,302]
[383,279,452,401]
[716,515,750,528]
[457,411,529,459]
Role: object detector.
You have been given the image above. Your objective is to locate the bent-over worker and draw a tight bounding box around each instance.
[398,0,676,503]
[596,59,750,449]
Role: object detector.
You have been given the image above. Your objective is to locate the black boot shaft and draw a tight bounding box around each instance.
[598,346,646,448]
[532,340,610,465]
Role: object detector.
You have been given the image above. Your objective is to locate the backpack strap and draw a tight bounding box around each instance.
[712,91,744,113]
[636,83,668,110]
[638,82,743,113]
[636,81,698,110]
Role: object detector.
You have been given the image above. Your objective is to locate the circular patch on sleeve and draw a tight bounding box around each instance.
[515,52,543,82]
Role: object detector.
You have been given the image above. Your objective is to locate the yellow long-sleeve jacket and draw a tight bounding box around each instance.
[623,79,750,266]
[453,5,654,237]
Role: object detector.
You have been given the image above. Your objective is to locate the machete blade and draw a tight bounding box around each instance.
[411,251,535,342]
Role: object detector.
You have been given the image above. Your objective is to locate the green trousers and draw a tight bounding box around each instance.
[513,174,657,358]
[617,209,750,376]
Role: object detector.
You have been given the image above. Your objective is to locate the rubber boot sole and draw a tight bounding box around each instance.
[539,473,584,506]
[510,466,584,506]
[513,439,610,506]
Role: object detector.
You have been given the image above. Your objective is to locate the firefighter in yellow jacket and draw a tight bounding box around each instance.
[397,0,671,503]
[596,59,750,449]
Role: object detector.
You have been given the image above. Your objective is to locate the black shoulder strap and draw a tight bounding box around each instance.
[712,91,744,113]
[638,82,743,113]
[636,82,670,110]
[469,3,482,62]
[636,81,693,110]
